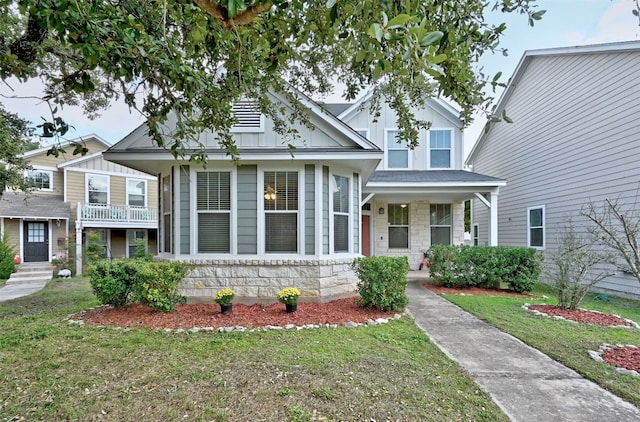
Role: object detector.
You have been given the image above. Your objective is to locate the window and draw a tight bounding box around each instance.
[27,222,45,242]
[528,206,545,249]
[388,203,409,248]
[26,170,52,191]
[162,174,172,253]
[356,129,369,139]
[429,129,452,168]
[127,179,146,207]
[264,171,298,253]
[87,174,108,204]
[386,130,409,169]
[197,172,231,253]
[430,204,451,245]
[128,230,147,257]
[87,228,109,258]
[333,175,349,252]
[473,224,479,246]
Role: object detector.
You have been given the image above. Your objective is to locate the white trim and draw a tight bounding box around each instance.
[192,168,234,255]
[384,129,412,170]
[85,173,110,205]
[354,128,370,140]
[126,229,148,258]
[57,151,104,168]
[527,205,545,250]
[430,203,452,245]
[64,166,157,180]
[387,203,410,249]
[21,134,110,159]
[330,172,351,254]
[473,223,479,246]
[126,178,147,207]
[427,128,455,169]
[25,169,54,191]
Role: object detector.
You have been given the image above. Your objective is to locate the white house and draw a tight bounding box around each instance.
[104,87,505,302]
[466,41,640,297]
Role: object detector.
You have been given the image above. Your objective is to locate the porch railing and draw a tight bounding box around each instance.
[78,203,158,223]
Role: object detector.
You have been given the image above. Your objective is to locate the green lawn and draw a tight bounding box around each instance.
[442,282,640,407]
[0,278,507,421]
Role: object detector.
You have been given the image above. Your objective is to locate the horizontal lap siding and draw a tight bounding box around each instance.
[471,50,640,294]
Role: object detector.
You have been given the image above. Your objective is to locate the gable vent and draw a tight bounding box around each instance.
[231,100,263,132]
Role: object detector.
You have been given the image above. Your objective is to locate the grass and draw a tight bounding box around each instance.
[441,282,640,407]
[0,277,507,421]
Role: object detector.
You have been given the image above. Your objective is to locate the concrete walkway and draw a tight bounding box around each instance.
[0,262,53,302]
[405,279,640,421]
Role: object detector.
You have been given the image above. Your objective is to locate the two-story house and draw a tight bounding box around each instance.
[104,88,505,302]
[0,135,158,274]
[466,41,640,297]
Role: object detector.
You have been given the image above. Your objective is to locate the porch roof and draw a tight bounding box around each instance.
[366,170,506,185]
[0,193,70,219]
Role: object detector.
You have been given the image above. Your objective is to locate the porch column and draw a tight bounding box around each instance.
[488,191,498,246]
[75,220,83,275]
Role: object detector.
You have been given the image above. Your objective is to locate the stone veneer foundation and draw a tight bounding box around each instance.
[177,257,359,304]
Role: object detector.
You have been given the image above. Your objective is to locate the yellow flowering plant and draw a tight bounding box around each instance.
[277,287,300,305]
[214,288,235,306]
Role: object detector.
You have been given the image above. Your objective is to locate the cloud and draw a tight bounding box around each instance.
[577,0,640,44]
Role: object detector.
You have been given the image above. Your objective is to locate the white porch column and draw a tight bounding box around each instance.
[488,191,498,246]
[75,220,83,275]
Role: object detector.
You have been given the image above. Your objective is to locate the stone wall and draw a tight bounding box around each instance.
[177,257,359,304]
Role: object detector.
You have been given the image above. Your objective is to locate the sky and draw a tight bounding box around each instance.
[0,0,639,156]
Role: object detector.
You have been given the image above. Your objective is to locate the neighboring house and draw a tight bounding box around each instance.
[0,135,158,274]
[104,89,505,302]
[466,41,640,297]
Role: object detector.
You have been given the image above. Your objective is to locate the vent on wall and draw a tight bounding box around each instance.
[231,100,264,132]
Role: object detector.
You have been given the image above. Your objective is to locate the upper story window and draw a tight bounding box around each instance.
[231,100,264,133]
[333,175,350,253]
[26,170,53,191]
[429,129,452,169]
[127,179,146,207]
[197,171,231,253]
[388,203,409,248]
[528,206,545,249]
[386,130,410,169]
[264,171,298,253]
[86,174,109,204]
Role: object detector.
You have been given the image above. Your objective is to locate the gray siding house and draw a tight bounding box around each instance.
[466,41,640,297]
[105,88,504,303]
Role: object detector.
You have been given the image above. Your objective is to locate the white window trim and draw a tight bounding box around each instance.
[427,128,455,170]
[85,173,110,204]
[527,205,545,250]
[354,128,370,140]
[388,203,410,249]
[258,166,303,256]
[193,170,233,255]
[430,203,452,245]
[26,169,54,191]
[473,223,479,246]
[126,178,147,207]
[330,172,351,254]
[126,229,148,258]
[384,129,412,170]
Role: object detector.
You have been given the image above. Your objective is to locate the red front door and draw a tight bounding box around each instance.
[361,215,371,256]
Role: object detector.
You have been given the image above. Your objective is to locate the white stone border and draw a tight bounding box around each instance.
[522,303,640,329]
[588,343,640,377]
[66,307,404,333]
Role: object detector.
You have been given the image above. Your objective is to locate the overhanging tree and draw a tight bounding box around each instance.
[0,104,38,195]
[0,0,546,163]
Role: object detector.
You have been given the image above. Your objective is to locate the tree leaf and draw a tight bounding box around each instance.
[420,31,444,47]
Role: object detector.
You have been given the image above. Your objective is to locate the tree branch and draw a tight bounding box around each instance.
[194,0,273,30]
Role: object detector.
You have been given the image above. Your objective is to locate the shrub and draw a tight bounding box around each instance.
[428,245,540,293]
[87,259,139,307]
[133,261,188,312]
[0,232,16,279]
[351,256,409,311]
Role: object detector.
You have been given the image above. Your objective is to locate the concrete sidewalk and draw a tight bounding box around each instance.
[0,262,53,302]
[405,280,640,422]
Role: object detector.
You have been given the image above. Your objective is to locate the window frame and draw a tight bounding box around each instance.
[430,203,452,245]
[127,229,148,258]
[355,128,370,140]
[126,178,147,207]
[473,224,479,246]
[332,174,350,253]
[85,173,109,205]
[25,169,53,191]
[195,171,232,254]
[384,129,411,170]
[527,205,545,250]
[262,169,300,254]
[388,203,409,249]
[427,128,454,169]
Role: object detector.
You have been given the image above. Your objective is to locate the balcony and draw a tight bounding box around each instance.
[78,203,158,228]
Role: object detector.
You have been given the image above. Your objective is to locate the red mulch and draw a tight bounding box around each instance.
[72,297,396,330]
[422,282,640,375]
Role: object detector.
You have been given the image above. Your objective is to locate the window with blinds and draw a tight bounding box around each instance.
[430,203,451,245]
[388,204,409,248]
[333,175,349,252]
[197,172,231,253]
[264,171,298,253]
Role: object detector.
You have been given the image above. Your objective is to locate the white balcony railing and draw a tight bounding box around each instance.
[78,203,158,224]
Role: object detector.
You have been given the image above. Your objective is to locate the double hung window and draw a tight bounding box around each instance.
[388,204,409,248]
[264,171,298,253]
[197,172,231,253]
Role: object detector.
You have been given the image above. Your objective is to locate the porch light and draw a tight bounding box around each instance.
[378,207,385,215]
[400,204,407,208]
[264,185,277,201]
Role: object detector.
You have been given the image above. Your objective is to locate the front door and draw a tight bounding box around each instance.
[24,221,49,262]
[361,215,371,256]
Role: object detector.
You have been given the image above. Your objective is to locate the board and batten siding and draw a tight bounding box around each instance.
[470,49,640,296]
[180,166,190,254]
[237,165,258,254]
[305,164,315,255]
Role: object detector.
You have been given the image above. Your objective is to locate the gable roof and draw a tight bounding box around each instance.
[22,134,110,159]
[0,193,69,219]
[466,40,640,166]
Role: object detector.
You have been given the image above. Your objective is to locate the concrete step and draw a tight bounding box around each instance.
[15,263,55,273]
[6,272,53,284]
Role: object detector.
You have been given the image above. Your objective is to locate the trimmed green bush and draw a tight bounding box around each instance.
[428,245,540,293]
[88,259,188,311]
[352,256,409,311]
[0,232,16,279]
